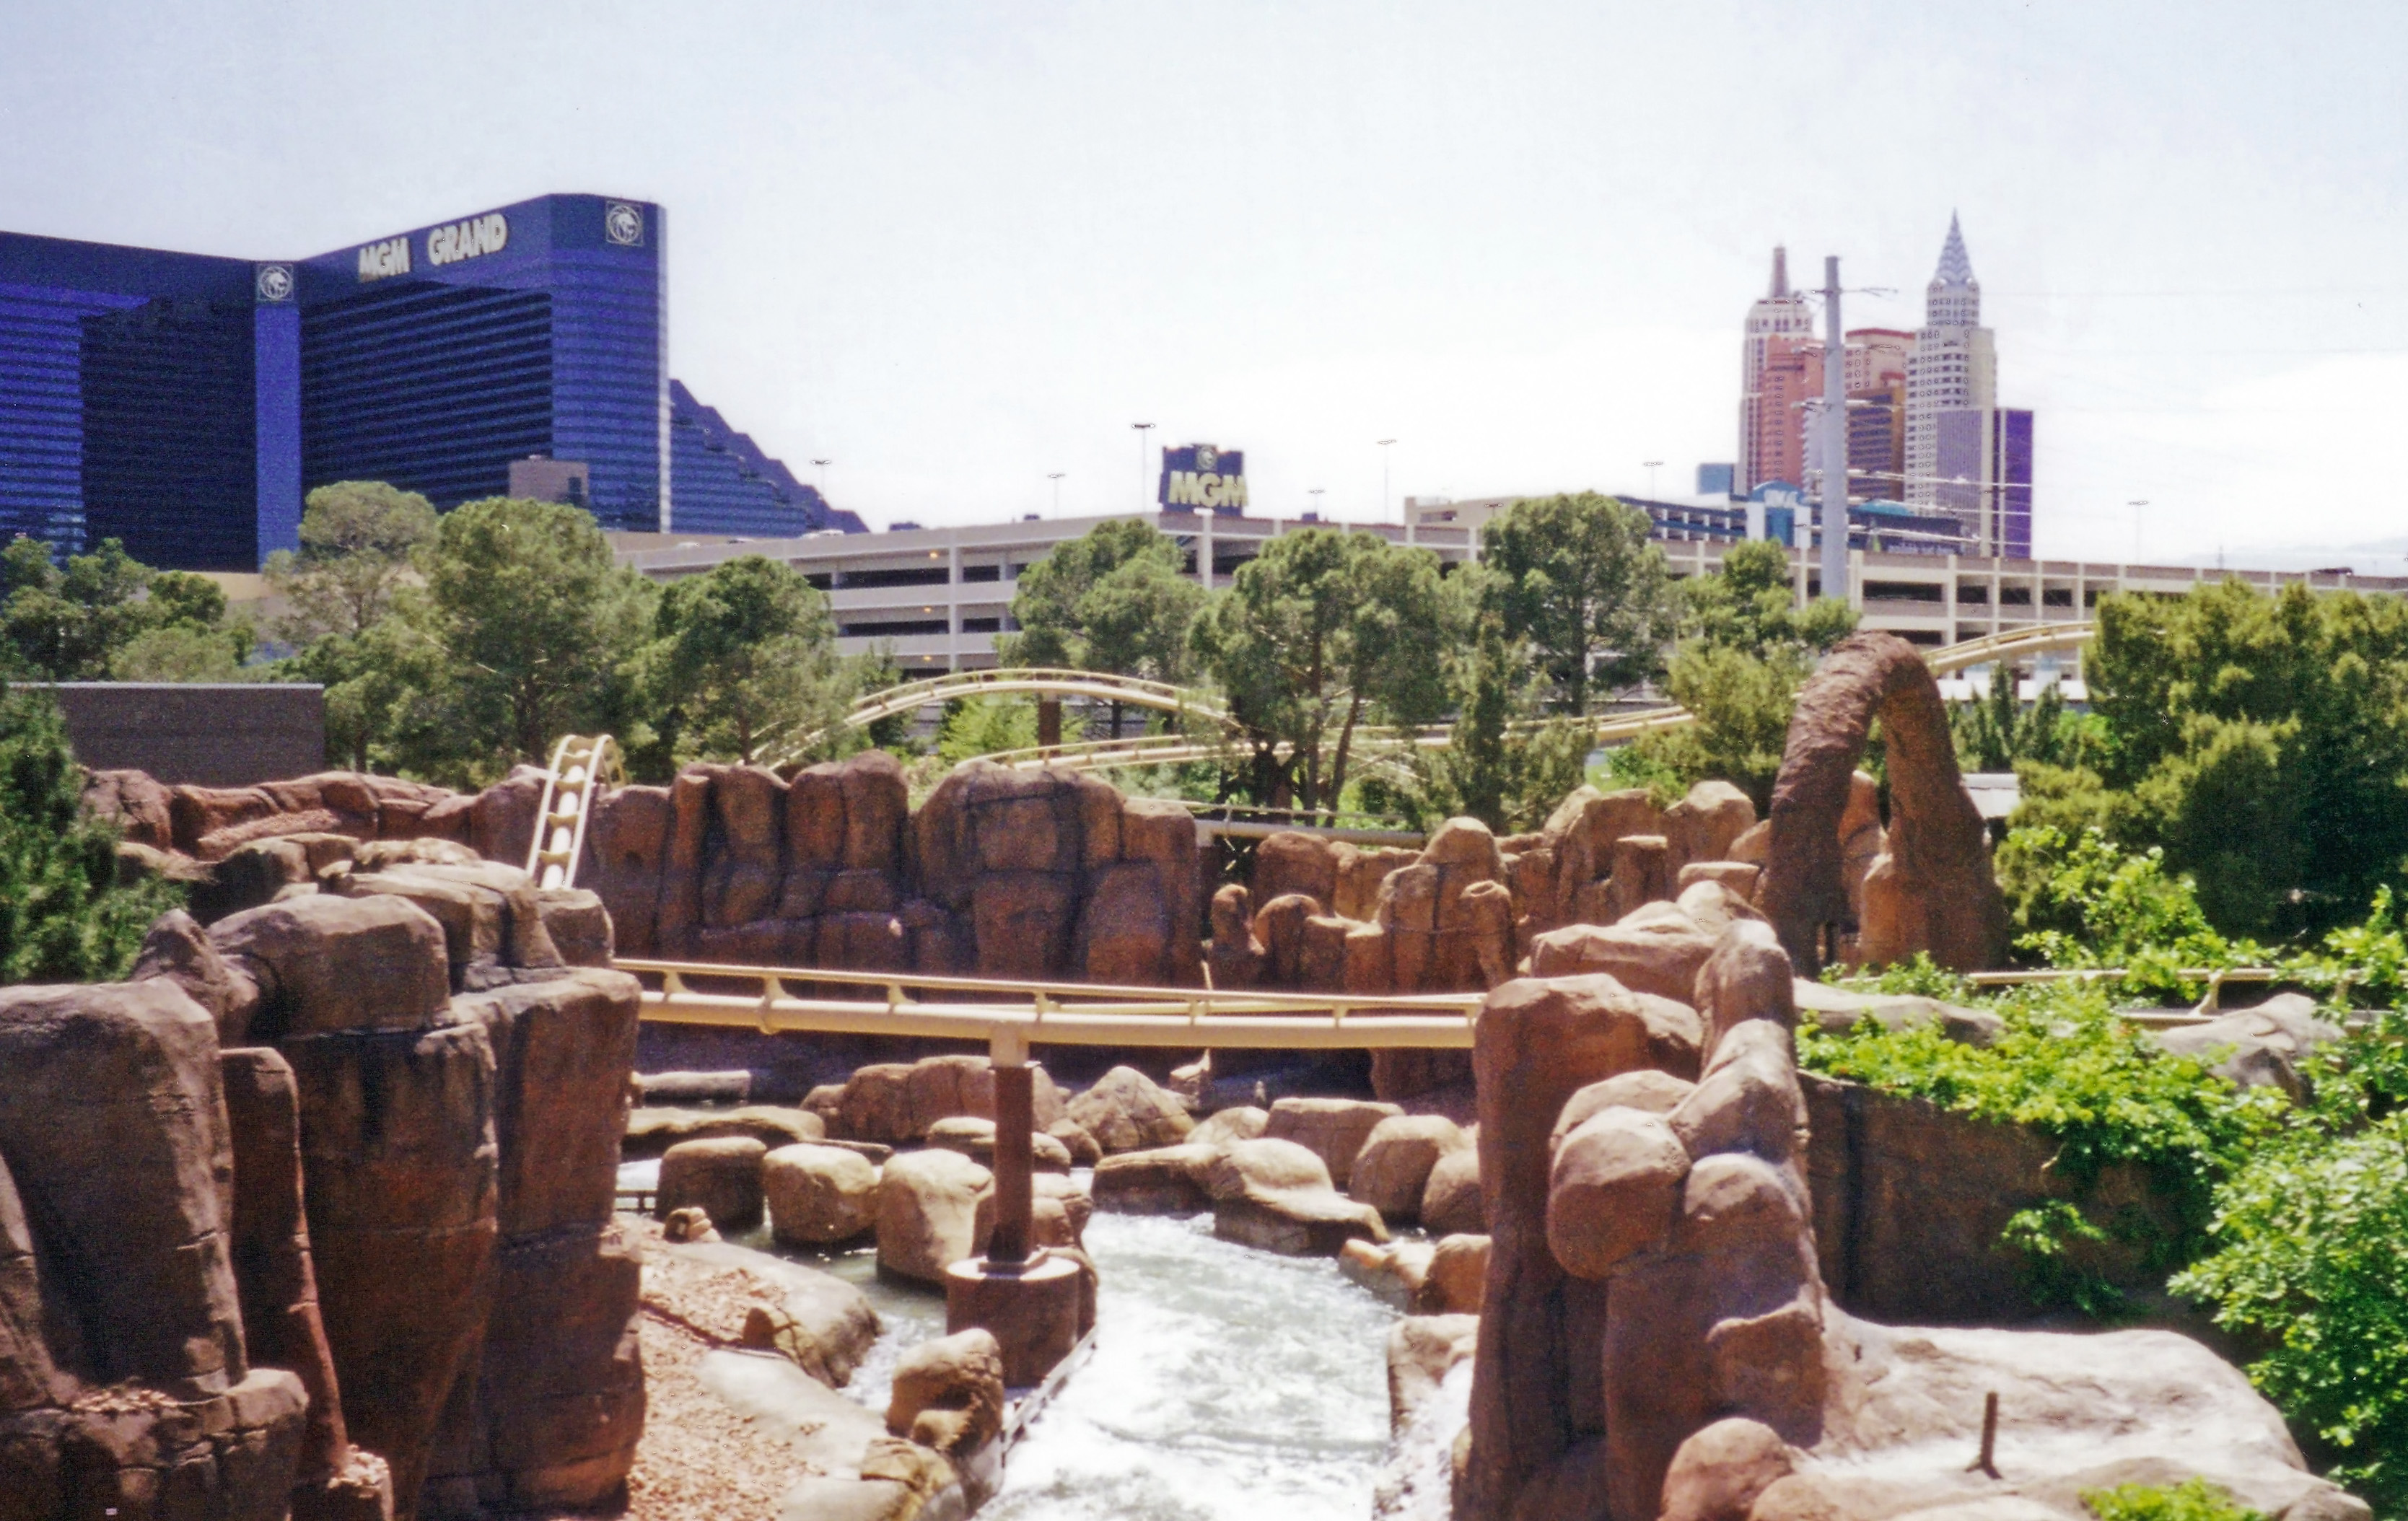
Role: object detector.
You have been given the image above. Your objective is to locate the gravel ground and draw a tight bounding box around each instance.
[574,1213,835,1521]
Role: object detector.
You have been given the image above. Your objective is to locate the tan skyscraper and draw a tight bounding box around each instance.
[1905,215,1997,506]
[1738,247,1818,492]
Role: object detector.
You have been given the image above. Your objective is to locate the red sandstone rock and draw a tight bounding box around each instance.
[286,1016,497,1517]
[221,1047,354,1483]
[467,765,548,867]
[839,750,909,872]
[1527,906,1719,1003]
[585,784,671,958]
[134,907,261,1040]
[1256,830,1340,911]
[704,764,787,929]
[1066,1066,1194,1153]
[1462,974,1704,1518]
[213,893,453,1039]
[1076,859,1173,983]
[1758,632,2008,975]
[84,766,175,849]
[1266,1097,1405,1189]
[1663,781,1757,877]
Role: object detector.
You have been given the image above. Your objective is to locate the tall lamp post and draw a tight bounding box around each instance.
[1308,486,1326,520]
[2127,499,2148,564]
[1377,439,1397,525]
[811,458,831,503]
[1048,472,1066,518]
[1132,423,1156,509]
[1643,460,1664,500]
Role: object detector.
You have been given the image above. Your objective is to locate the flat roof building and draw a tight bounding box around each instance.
[1,195,855,569]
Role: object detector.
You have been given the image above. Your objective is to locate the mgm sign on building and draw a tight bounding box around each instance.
[1157,442,1248,512]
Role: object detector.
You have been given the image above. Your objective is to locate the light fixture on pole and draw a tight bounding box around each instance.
[1048,472,1066,517]
[1377,439,1397,524]
[1132,423,1155,509]
[1643,460,1664,500]
[2127,500,2148,563]
[811,458,831,501]
[1308,486,1325,520]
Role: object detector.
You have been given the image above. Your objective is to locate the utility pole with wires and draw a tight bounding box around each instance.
[1820,256,1849,607]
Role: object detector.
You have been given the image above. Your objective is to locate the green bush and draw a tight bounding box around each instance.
[1798,979,2283,1314]
[2083,1478,2262,1521]
[2172,1111,2408,1509]
[0,688,181,983]
[1997,824,2264,1000]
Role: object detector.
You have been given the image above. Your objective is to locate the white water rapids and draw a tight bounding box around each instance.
[626,1160,1407,1517]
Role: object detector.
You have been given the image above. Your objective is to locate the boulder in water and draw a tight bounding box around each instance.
[656,1136,766,1231]
[1067,1065,1195,1152]
[887,1328,1007,1458]
[764,1142,880,1245]
[877,1149,994,1284]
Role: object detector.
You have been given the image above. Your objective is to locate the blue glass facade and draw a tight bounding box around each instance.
[668,380,862,536]
[1,193,859,570]
[289,194,667,534]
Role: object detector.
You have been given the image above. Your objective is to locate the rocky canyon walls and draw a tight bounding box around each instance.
[1453,908,2360,1521]
[0,851,641,1521]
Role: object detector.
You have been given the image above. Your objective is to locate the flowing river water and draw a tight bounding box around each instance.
[624,1160,1407,1518]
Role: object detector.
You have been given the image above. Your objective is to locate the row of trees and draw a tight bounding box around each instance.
[999,494,1854,828]
[3,484,875,788]
[4,484,1855,820]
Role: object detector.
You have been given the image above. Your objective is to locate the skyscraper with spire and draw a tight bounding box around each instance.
[1904,214,1997,508]
[1738,246,1819,494]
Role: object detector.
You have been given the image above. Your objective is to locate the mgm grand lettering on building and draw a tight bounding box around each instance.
[356,211,510,281]
[429,211,511,268]
[1159,442,1248,512]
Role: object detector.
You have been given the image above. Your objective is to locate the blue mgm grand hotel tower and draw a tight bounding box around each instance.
[0,193,855,571]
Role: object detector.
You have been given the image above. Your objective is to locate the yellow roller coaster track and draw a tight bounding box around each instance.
[619,957,1486,1053]
[750,622,2101,778]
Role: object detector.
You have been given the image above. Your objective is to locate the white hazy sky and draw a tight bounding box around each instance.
[6,1,2404,567]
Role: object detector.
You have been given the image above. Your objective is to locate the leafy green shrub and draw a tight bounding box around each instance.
[2083,1478,2262,1521]
[1798,980,2282,1313]
[1819,950,1976,1002]
[936,695,1049,766]
[0,688,181,983]
[1997,825,2264,1000]
[2172,1115,2408,1510]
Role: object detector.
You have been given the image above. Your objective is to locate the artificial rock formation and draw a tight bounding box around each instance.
[0,856,645,1521]
[1756,631,2009,975]
[0,979,319,1521]
[1455,906,2363,1521]
[586,754,1206,985]
[1204,785,1759,1101]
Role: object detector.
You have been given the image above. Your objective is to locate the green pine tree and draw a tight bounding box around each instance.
[0,688,181,983]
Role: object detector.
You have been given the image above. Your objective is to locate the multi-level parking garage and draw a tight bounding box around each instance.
[617,510,2408,688]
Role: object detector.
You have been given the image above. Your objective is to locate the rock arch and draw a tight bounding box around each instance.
[1758,631,2008,975]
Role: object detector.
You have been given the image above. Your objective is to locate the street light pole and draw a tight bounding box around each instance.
[1308,486,1325,520]
[812,458,831,502]
[1643,460,1664,500]
[1377,439,1397,525]
[1818,256,1849,606]
[1132,423,1155,509]
[1048,473,1066,518]
[2127,499,2148,564]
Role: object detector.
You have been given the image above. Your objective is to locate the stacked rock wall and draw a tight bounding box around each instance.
[588,755,1204,985]
[0,980,316,1521]
[1204,784,1759,1099]
[0,857,641,1521]
[1456,907,2361,1521]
